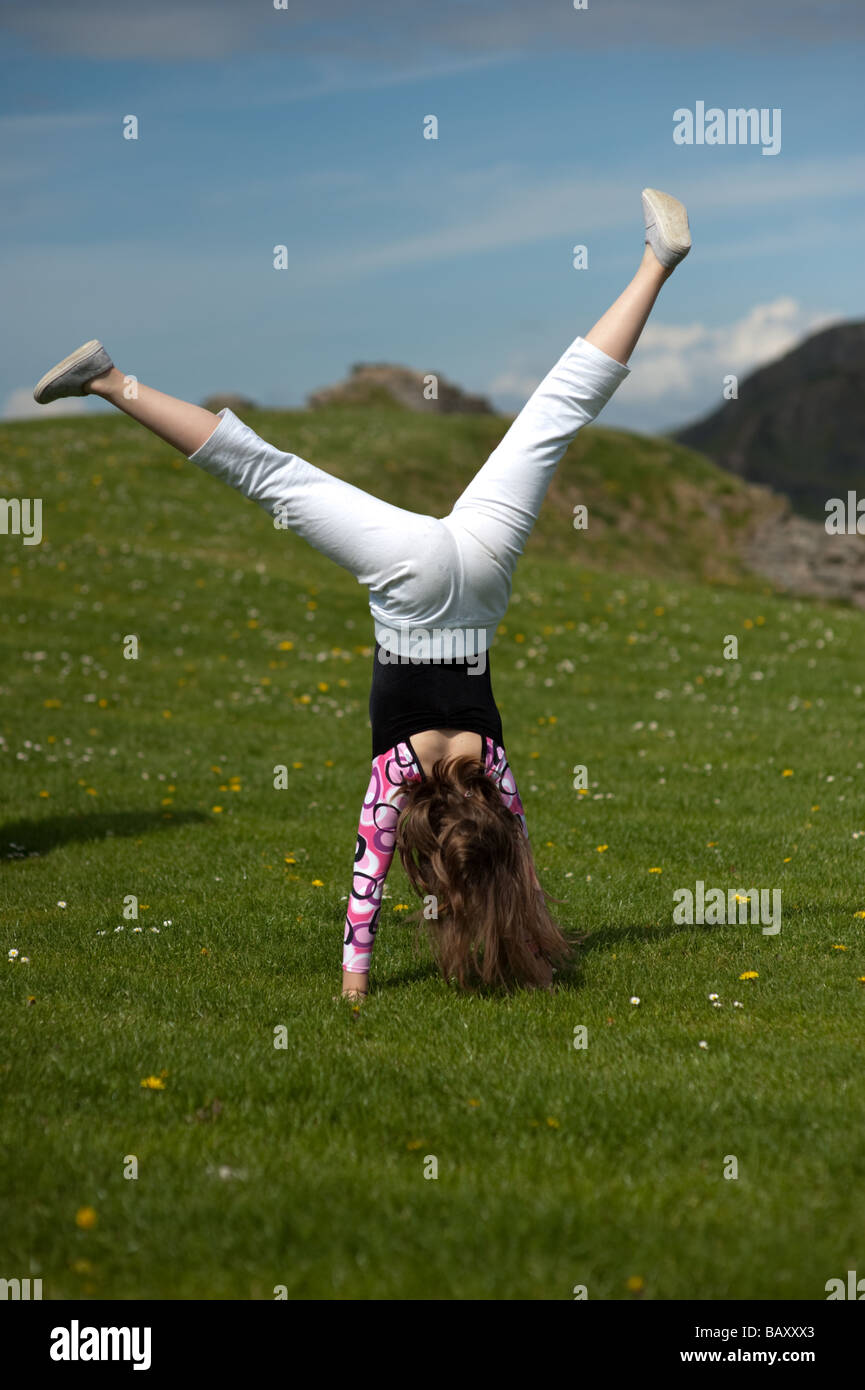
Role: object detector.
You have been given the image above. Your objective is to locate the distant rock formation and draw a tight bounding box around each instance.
[307,363,493,414]
[674,320,865,517]
[201,393,259,414]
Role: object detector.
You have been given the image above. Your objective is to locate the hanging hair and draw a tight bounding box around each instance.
[395,753,571,990]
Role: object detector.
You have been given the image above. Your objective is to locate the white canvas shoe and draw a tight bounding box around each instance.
[641,188,691,269]
[33,340,114,404]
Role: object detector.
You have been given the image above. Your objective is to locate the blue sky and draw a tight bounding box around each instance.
[1,0,863,435]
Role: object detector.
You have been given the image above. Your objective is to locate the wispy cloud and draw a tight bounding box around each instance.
[3,0,862,62]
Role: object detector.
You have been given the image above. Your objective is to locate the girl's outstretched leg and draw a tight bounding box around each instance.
[584,186,691,365]
[86,367,221,456]
[443,187,691,583]
[583,244,672,368]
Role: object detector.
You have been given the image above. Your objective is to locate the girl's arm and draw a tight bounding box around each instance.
[342,744,419,992]
[486,740,530,841]
[486,740,544,911]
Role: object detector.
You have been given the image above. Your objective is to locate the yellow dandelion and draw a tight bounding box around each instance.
[162,710,172,719]
[278,640,293,651]
[855,911,865,919]
[406,1139,423,1151]
[468,1099,480,1108]
[75,1207,97,1230]
[39,790,50,798]
[284,856,296,864]
[292,762,303,769]
[317,682,329,692]
[70,1258,94,1275]
[311,879,324,887]
[393,904,411,911]
[597,844,608,853]
[546,1117,560,1128]
[783,856,791,863]
[781,768,793,777]
[626,1276,644,1292]
[200,947,209,955]
[140,1076,165,1090]
[648,867,662,873]
[211,806,223,813]
[739,970,759,980]
[832,944,848,951]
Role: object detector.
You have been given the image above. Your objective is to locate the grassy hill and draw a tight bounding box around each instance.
[1,407,864,1300]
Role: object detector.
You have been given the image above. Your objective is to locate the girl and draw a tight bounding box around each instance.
[34,188,691,1000]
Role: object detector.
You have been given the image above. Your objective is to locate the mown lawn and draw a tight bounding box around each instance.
[1,408,864,1299]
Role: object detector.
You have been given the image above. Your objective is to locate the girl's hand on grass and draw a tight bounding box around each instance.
[335,970,369,1002]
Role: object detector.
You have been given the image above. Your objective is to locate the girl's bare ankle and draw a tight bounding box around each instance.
[84,367,119,397]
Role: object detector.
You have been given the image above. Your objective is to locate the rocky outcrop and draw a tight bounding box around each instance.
[307,363,493,414]
[674,319,865,517]
[742,498,865,607]
[200,393,259,414]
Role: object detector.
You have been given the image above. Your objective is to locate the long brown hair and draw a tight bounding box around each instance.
[395,753,571,990]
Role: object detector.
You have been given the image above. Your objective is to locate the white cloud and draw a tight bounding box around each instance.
[485,299,845,431]
[3,388,88,420]
[626,298,844,403]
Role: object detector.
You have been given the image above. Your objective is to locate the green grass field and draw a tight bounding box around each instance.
[2,405,864,1300]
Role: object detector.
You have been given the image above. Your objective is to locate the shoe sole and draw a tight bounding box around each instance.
[33,340,105,403]
[642,188,691,259]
